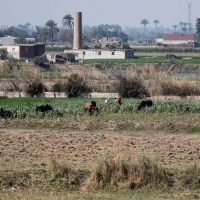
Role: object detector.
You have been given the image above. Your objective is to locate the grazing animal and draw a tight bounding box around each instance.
[91,101,96,107]
[115,97,122,105]
[0,107,11,118]
[84,101,98,115]
[36,103,53,113]
[138,100,153,110]
[105,98,110,104]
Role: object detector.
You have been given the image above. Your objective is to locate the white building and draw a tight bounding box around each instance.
[0,36,19,45]
[64,49,134,60]
[162,34,194,45]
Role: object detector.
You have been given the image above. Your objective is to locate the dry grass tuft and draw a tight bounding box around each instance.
[85,154,172,190]
[49,157,80,189]
[160,80,200,97]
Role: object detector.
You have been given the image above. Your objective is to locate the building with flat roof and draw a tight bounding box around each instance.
[0,36,19,45]
[0,44,45,59]
[64,49,134,60]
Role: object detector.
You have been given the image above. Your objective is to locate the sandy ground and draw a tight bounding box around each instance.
[0,128,199,172]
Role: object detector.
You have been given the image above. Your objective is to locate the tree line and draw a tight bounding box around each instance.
[1,15,200,46]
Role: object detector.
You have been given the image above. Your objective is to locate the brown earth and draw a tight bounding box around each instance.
[0,118,199,173]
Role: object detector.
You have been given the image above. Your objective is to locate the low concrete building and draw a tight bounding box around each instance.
[162,34,194,45]
[0,36,19,45]
[64,49,134,60]
[0,44,45,59]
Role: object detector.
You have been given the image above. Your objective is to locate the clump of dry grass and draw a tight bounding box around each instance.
[85,154,172,190]
[160,80,200,97]
[49,157,80,189]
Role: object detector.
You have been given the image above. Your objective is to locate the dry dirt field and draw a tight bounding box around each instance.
[0,118,199,173]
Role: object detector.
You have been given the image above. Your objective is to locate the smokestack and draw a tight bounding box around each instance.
[73,12,82,50]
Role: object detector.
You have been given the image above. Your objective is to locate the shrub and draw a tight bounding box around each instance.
[34,56,45,66]
[122,43,131,49]
[109,44,118,49]
[93,45,101,49]
[51,82,64,92]
[25,82,47,97]
[118,77,149,98]
[81,45,90,49]
[49,157,79,189]
[0,49,7,60]
[64,73,91,97]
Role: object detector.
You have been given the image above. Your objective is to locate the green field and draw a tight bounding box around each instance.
[134,52,200,57]
[84,58,200,64]
[1,97,200,120]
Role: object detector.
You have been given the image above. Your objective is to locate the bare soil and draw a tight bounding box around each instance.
[0,118,199,173]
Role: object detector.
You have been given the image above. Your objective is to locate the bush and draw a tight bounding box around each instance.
[93,45,101,49]
[81,45,90,49]
[122,43,131,49]
[25,82,47,97]
[64,73,91,97]
[51,82,64,92]
[0,49,7,60]
[34,56,45,66]
[118,77,149,98]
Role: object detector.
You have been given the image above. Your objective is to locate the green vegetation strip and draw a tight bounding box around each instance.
[84,58,200,64]
[0,97,200,120]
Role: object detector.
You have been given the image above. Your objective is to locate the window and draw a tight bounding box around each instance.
[112,52,115,55]
[83,52,85,55]
[12,48,15,52]
[26,47,28,52]
[98,52,101,55]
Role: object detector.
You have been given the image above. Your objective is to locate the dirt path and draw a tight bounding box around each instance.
[0,129,199,172]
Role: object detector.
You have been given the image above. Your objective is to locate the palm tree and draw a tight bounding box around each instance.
[172,25,177,31]
[182,22,187,33]
[141,19,149,42]
[62,14,74,29]
[179,22,183,29]
[153,20,159,39]
[196,18,200,37]
[45,20,59,46]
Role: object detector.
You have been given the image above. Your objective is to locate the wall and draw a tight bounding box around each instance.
[64,50,134,59]
[163,40,193,44]
[0,46,20,59]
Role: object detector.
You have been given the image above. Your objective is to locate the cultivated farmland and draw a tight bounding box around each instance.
[1,58,200,199]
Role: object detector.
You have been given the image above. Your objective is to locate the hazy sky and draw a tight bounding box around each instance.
[1,0,199,29]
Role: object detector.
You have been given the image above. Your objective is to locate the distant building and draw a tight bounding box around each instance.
[162,34,195,45]
[155,38,164,43]
[25,38,36,43]
[101,37,122,48]
[64,49,134,60]
[0,36,19,45]
[0,44,45,59]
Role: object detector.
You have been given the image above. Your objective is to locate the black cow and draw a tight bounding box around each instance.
[36,103,53,113]
[0,107,11,118]
[138,100,153,111]
[91,101,96,107]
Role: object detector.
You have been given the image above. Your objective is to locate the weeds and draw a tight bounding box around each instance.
[85,154,172,190]
[49,157,80,189]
